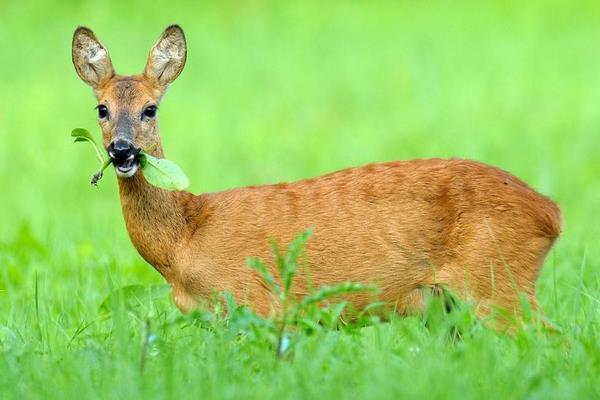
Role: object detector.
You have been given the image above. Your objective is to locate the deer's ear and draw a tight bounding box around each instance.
[72,27,114,88]
[144,25,187,86]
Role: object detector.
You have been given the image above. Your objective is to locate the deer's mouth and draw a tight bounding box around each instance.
[110,153,140,178]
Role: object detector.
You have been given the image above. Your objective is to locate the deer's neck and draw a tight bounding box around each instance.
[117,159,190,279]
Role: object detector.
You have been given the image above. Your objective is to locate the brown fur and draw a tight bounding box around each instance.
[73,26,562,322]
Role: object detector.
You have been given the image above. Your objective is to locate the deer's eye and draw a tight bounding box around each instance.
[142,105,157,119]
[97,104,108,119]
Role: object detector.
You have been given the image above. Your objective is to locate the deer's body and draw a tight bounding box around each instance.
[120,157,561,317]
[73,26,561,322]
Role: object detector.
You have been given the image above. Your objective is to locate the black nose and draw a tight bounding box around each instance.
[109,139,133,160]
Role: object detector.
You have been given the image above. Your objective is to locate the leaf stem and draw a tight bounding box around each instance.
[91,158,113,186]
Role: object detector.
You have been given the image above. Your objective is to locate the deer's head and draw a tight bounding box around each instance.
[72,25,186,178]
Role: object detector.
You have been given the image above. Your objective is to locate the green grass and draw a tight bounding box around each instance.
[1,0,600,398]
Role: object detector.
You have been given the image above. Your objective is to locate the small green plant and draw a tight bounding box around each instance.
[216,229,379,358]
[166,229,381,359]
[71,128,189,190]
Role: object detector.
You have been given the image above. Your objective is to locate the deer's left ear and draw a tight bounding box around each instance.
[144,25,187,86]
[72,26,114,88]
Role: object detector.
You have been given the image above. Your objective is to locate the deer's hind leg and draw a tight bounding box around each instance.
[435,231,555,329]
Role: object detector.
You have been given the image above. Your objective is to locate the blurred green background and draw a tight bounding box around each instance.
[1,0,600,398]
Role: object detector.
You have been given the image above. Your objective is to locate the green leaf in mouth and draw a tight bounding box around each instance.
[71,128,190,191]
[139,151,190,191]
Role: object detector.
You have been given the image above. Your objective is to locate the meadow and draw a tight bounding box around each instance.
[1,0,600,398]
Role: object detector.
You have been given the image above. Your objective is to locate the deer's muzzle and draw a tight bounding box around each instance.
[108,139,141,178]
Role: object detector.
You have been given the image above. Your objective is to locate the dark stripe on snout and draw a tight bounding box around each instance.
[114,111,134,142]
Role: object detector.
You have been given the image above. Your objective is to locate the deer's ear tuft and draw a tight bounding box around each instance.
[72,26,114,88]
[144,25,187,86]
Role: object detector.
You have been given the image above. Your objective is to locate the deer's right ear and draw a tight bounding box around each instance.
[72,27,114,88]
[144,25,187,86]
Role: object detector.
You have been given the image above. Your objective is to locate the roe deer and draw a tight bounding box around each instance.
[72,25,562,324]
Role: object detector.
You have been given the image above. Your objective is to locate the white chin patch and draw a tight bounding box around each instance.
[115,163,139,178]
